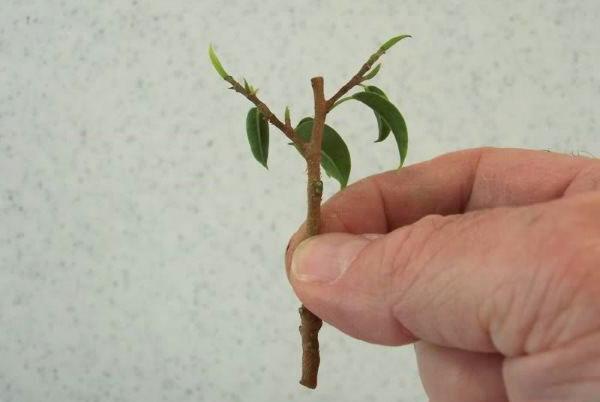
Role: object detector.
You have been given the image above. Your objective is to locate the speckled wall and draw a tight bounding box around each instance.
[1,1,599,401]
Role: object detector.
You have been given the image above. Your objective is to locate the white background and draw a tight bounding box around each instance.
[1,1,599,401]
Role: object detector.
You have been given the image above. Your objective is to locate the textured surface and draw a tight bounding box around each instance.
[1,1,599,401]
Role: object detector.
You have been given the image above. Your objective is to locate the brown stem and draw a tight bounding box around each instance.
[298,305,322,389]
[306,77,326,236]
[225,76,307,155]
[298,76,326,389]
[325,49,385,111]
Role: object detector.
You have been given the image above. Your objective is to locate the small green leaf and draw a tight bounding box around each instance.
[295,118,351,188]
[284,106,291,125]
[363,63,382,80]
[331,95,354,110]
[208,44,228,79]
[352,92,408,166]
[379,34,412,52]
[245,107,269,169]
[363,86,391,143]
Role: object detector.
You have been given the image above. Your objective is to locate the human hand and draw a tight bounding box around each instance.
[285,148,600,401]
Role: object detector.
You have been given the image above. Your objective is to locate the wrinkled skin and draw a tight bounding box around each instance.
[285,148,600,402]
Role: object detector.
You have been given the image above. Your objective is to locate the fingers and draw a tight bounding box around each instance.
[415,342,507,402]
[503,331,600,401]
[320,147,599,234]
[417,337,600,401]
[285,147,600,276]
[288,192,600,355]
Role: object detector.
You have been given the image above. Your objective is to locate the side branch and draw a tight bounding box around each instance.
[225,76,307,156]
[325,49,385,111]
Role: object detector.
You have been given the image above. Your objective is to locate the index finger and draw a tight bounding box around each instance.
[318,147,600,235]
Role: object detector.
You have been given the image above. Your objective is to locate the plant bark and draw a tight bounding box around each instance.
[298,76,326,389]
[225,76,307,155]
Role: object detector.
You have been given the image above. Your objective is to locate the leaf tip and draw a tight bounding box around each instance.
[208,43,229,79]
[284,106,291,126]
[379,34,412,52]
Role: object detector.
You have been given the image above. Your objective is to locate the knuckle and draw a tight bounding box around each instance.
[525,199,600,352]
[563,163,600,196]
[479,200,600,355]
[556,238,600,317]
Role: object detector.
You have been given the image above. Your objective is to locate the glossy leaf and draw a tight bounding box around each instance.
[363,86,391,142]
[379,34,412,52]
[363,63,382,80]
[352,92,408,166]
[296,118,351,188]
[331,96,354,110]
[208,44,228,79]
[245,107,269,169]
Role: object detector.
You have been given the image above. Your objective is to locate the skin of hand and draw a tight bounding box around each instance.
[285,147,600,402]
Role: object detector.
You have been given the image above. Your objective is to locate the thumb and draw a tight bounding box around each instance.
[288,199,600,355]
[289,231,418,346]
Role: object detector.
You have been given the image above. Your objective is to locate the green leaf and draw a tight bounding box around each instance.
[245,107,269,169]
[284,106,291,125]
[379,34,412,52]
[208,44,228,79]
[363,86,391,143]
[363,63,382,80]
[331,96,354,110]
[295,118,351,188]
[352,92,408,167]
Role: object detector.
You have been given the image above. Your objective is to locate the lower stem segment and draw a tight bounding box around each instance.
[298,178,325,389]
[299,305,323,388]
[298,178,324,389]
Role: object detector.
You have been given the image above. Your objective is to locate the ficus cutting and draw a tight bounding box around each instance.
[209,34,411,389]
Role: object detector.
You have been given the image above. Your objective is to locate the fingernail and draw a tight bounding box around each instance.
[291,233,378,283]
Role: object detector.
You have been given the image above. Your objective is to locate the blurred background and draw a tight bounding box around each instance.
[1,1,599,401]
